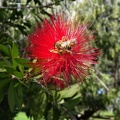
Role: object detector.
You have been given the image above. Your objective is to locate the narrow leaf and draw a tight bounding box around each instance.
[4,66,15,74]
[15,84,23,109]
[14,71,24,78]
[2,57,12,67]
[4,66,24,78]
[14,58,31,67]
[8,81,15,112]
[0,44,10,56]
[11,42,19,69]
[59,84,80,98]
[0,79,11,103]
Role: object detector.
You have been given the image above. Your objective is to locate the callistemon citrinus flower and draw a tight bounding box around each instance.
[27,14,100,88]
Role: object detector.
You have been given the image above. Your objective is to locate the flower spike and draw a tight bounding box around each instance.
[27,14,100,88]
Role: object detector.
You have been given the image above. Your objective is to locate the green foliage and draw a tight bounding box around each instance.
[73,0,120,119]
[14,112,31,120]
[0,0,120,120]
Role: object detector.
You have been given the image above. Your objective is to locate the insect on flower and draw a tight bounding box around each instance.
[50,36,76,54]
[27,14,100,88]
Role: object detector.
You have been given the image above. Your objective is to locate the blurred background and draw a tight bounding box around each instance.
[0,0,120,120]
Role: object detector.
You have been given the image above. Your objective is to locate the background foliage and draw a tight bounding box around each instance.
[0,0,120,120]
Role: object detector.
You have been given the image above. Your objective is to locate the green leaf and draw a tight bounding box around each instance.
[0,61,6,72]
[8,81,16,112]
[12,41,19,57]
[11,42,19,69]
[14,71,24,79]
[59,84,80,98]
[0,79,11,103]
[2,57,12,67]
[0,79,11,89]
[0,68,6,72]
[14,57,31,73]
[0,44,11,56]
[0,91,5,103]
[4,66,15,75]
[4,66,24,78]
[0,61,5,68]
[18,64,24,73]
[14,58,31,68]
[64,98,80,110]
[15,84,23,109]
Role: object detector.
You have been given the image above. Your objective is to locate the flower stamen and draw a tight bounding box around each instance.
[50,36,76,55]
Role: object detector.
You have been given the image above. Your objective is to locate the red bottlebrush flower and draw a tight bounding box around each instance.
[27,14,100,88]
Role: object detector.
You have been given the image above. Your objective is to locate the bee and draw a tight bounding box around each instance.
[51,36,76,54]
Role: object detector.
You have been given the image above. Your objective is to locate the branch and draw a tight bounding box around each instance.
[76,108,98,120]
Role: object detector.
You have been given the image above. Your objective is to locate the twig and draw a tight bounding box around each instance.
[0,0,63,10]
[95,75,109,91]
